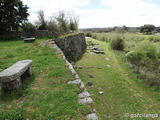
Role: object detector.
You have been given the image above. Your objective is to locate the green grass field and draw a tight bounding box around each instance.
[0,38,89,120]
[1,35,160,120]
[76,37,160,120]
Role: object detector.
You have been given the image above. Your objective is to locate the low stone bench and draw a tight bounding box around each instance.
[0,60,33,92]
[24,38,35,43]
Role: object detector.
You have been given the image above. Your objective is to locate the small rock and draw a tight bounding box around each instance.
[78,91,91,98]
[75,74,80,79]
[98,87,102,90]
[87,81,93,86]
[93,108,96,112]
[88,74,94,78]
[99,91,103,95]
[79,97,93,104]
[50,41,55,44]
[105,57,110,61]
[80,82,86,89]
[106,65,111,68]
[68,79,82,85]
[86,113,98,120]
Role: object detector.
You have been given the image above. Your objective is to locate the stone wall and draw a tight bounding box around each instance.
[0,30,58,40]
[55,33,86,62]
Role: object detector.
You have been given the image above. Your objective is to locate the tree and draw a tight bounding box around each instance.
[37,10,47,30]
[56,11,69,33]
[69,15,79,31]
[21,22,36,33]
[0,0,29,32]
[47,17,59,32]
[140,24,155,34]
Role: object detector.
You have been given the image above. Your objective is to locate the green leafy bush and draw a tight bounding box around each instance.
[140,24,155,35]
[126,40,158,66]
[85,32,92,37]
[110,36,125,50]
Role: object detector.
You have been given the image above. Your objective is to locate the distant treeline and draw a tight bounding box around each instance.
[81,25,160,34]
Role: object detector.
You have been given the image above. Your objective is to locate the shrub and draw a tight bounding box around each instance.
[126,40,158,67]
[140,24,155,34]
[92,34,97,39]
[85,32,92,37]
[110,36,125,50]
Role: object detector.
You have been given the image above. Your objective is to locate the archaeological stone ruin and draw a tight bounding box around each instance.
[55,33,87,62]
[87,40,104,54]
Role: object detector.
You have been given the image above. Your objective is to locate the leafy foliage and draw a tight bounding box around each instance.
[0,0,29,32]
[21,22,36,33]
[140,24,155,34]
[110,36,125,50]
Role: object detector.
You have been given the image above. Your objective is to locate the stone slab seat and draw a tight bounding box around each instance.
[24,38,35,43]
[0,60,33,91]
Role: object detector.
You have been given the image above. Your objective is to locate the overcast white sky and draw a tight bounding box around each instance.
[22,0,160,28]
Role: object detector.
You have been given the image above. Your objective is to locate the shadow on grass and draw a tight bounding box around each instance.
[0,75,35,101]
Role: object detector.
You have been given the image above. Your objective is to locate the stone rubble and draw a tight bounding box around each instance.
[87,81,93,86]
[86,113,99,120]
[78,91,91,98]
[87,40,104,54]
[99,91,103,95]
[79,97,93,104]
[50,40,98,120]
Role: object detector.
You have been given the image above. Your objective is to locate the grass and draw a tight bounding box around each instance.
[76,37,160,120]
[90,32,160,88]
[0,38,89,119]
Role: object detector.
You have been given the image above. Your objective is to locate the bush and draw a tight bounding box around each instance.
[110,36,125,50]
[140,24,155,34]
[126,40,158,67]
[85,32,92,37]
[126,40,160,87]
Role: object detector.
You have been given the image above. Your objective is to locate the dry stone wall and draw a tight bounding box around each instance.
[0,30,57,40]
[55,33,87,62]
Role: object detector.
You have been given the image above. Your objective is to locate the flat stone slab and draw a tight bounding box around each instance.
[79,97,93,104]
[105,57,110,61]
[68,79,82,85]
[86,113,98,120]
[24,38,35,43]
[78,91,91,98]
[106,65,112,68]
[80,82,86,89]
[0,60,32,83]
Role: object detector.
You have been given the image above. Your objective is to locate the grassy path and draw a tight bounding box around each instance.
[76,38,160,120]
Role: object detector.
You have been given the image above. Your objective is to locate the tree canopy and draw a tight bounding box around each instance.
[0,0,29,32]
[140,24,155,34]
